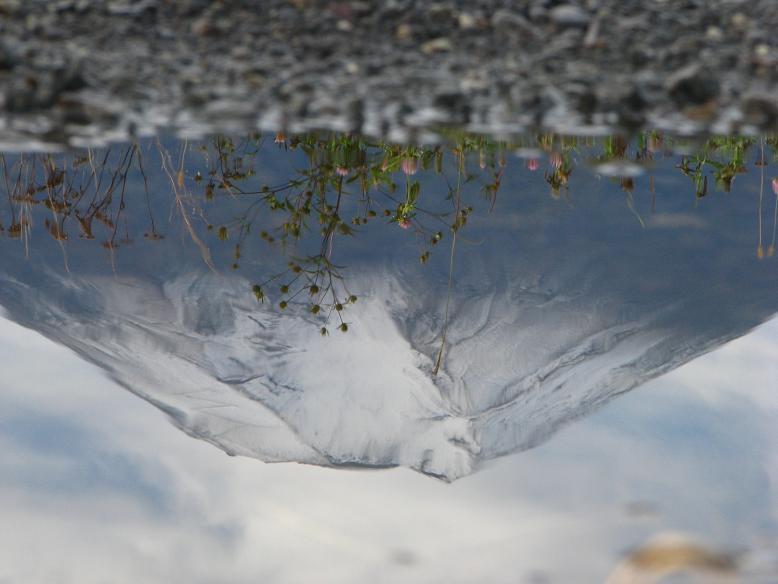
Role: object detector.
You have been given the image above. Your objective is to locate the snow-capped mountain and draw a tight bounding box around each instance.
[1,147,776,481]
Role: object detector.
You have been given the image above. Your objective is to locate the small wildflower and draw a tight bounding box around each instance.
[335,166,350,177]
[401,158,418,175]
[526,159,539,172]
[274,132,286,144]
[398,218,411,229]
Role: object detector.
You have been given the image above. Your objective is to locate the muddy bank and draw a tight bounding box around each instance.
[0,0,777,145]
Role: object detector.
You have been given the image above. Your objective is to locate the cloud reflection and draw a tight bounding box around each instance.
[1,315,776,583]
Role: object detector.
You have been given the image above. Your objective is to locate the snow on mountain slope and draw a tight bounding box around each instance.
[2,248,774,481]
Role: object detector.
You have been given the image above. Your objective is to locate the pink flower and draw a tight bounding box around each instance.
[335,166,350,177]
[549,152,563,169]
[772,177,778,196]
[526,159,539,172]
[398,218,411,229]
[401,158,418,175]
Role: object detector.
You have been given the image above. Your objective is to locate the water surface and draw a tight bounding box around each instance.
[1,133,777,582]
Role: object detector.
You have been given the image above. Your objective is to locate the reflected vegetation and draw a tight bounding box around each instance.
[0,131,777,481]
[2,132,777,326]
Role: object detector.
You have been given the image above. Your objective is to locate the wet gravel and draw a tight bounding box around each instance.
[0,0,777,145]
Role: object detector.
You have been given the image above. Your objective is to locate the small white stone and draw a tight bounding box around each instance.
[458,12,476,30]
[421,38,453,54]
[336,19,353,32]
[705,26,723,41]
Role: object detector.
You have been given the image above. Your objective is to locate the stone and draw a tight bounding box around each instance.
[491,9,533,31]
[0,0,20,15]
[107,0,157,17]
[433,90,470,123]
[421,38,452,55]
[458,12,476,30]
[395,23,412,40]
[741,93,778,126]
[666,64,720,105]
[550,5,590,28]
[0,42,17,71]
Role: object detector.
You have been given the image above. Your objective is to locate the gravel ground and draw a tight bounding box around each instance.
[0,0,777,145]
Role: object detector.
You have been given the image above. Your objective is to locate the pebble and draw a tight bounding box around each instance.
[550,5,590,28]
[0,0,20,14]
[0,42,16,71]
[421,38,452,54]
[666,64,720,106]
[741,93,778,125]
[457,12,476,30]
[731,13,748,29]
[0,0,775,144]
[705,26,723,42]
[395,23,412,40]
[491,9,533,31]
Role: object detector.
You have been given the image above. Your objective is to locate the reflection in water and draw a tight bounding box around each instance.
[0,132,777,481]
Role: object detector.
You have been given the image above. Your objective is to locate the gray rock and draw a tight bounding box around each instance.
[0,0,21,15]
[433,90,471,123]
[741,93,778,126]
[550,5,591,28]
[0,0,777,141]
[666,64,720,106]
[491,9,533,32]
[0,42,17,71]
[107,0,156,17]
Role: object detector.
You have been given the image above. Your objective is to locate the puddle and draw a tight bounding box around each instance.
[0,131,777,582]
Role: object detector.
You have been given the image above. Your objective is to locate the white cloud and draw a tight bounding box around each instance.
[1,316,777,583]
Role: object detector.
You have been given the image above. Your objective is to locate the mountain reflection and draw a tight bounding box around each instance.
[0,132,776,480]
